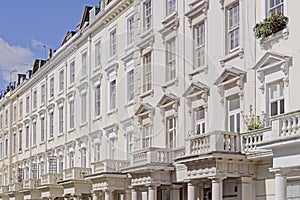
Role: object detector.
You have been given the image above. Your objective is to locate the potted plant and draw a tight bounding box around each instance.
[253,12,288,39]
[242,105,265,131]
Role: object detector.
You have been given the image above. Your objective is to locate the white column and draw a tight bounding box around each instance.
[239,177,253,200]
[211,177,224,200]
[187,182,195,200]
[148,186,157,200]
[131,188,137,200]
[92,193,99,200]
[104,190,110,200]
[171,185,181,200]
[275,172,287,200]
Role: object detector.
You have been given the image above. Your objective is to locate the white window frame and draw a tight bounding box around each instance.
[227,3,240,53]
[166,0,176,16]
[41,84,46,104]
[108,71,117,111]
[25,125,29,149]
[143,52,152,93]
[69,61,75,84]
[109,137,117,160]
[267,0,284,16]
[59,69,64,92]
[32,120,37,146]
[19,129,22,151]
[194,107,206,135]
[13,105,17,122]
[142,125,152,149]
[81,51,87,77]
[94,142,101,162]
[40,116,45,142]
[95,84,101,117]
[127,15,134,46]
[26,96,30,114]
[95,40,101,68]
[127,68,134,103]
[58,105,64,134]
[49,111,54,138]
[33,90,37,109]
[194,22,205,68]
[81,92,87,124]
[4,138,8,157]
[267,81,285,117]
[228,96,241,133]
[13,133,17,154]
[167,117,177,149]
[69,98,75,129]
[109,28,117,57]
[69,151,74,168]
[126,131,133,159]
[144,0,152,31]
[58,155,64,174]
[19,101,23,119]
[49,77,54,98]
[166,38,176,81]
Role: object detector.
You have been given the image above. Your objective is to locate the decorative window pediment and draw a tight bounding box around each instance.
[184,82,209,113]
[254,51,292,93]
[135,103,154,121]
[157,93,179,110]
[185,0,209,25]
[215,67,246,103]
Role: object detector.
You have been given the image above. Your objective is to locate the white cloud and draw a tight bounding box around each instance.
[31,39,46,48]
[0,38,33,83]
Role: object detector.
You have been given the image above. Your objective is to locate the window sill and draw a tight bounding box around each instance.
[107,55,117,64]
[39,141,45,145]
[68,83,75,89]
[24,148,29,152]
[68,128,75,133]
[80,75,88,82]
[48,96,55,102]
[58,133,64,138]
[80,122,88,128]
[93,115,102,122]
[107,108,118,116]
[139,89,154,99]
[125,101,134,108]
[260,28,289,45]
[32,108,37,113]
[48,137,54,142]
[93,65,102,73]
[125,43,134,51]
[162,78,178,91]
[220,47,244,66]
[58,90,64,96]
[40,103,45,109]
[188,65,208,79]
[162,12,177,24]
[32,145,37,149]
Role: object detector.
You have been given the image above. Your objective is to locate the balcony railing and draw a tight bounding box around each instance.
[39,173,63,185]
[91,159,129,174]
[0,185,8,193]
[63,167,91,180]
[132,147,171,166]
[23,178,40,189]
[9,182,22,192]
[188,131,240,155]
[241,110,300,154]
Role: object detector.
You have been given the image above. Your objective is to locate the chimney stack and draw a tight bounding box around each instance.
[47,48,52,60]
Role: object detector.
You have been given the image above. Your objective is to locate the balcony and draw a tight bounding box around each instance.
[241,110,300,155]
[63,167,91,180]
[0,185,8,193]
[9,182,22,192]
[39,173,63,185]
[23,178,40,189]
[91,159,129,174]
[188,131,240,155]
[132,147,171,166]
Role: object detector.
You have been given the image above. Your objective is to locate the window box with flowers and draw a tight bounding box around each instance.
[253,12,288,39]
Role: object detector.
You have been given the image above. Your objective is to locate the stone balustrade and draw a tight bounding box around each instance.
[63,167,91,180]
[132,147,171,166]
[0,185,8,193]
[9,182,22,192]
[39,173,63,185]
[23,178,40,189]
[91,159,129,173]
[189,131,240,155]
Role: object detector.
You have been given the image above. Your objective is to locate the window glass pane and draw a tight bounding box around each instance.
[236,113,240,133]
[280,99,285,114]
[271,102,278,116]
[229,97,240,111]
[230,115,235,132]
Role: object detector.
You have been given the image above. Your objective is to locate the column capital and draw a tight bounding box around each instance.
[208,175,226,183]
[145,183,160,188]
[240,176,254,183]
[269,168,290,175]
[171,184,182,190]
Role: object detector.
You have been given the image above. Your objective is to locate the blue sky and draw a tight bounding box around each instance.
[0,1,97,91]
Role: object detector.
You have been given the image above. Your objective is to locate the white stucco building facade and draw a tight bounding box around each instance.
[0,0,298,199]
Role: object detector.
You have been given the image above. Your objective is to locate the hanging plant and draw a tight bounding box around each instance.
[253,12,288,39]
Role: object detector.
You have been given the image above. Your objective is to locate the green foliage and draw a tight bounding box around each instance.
[242,105,265,131]
[253,12,288,39]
